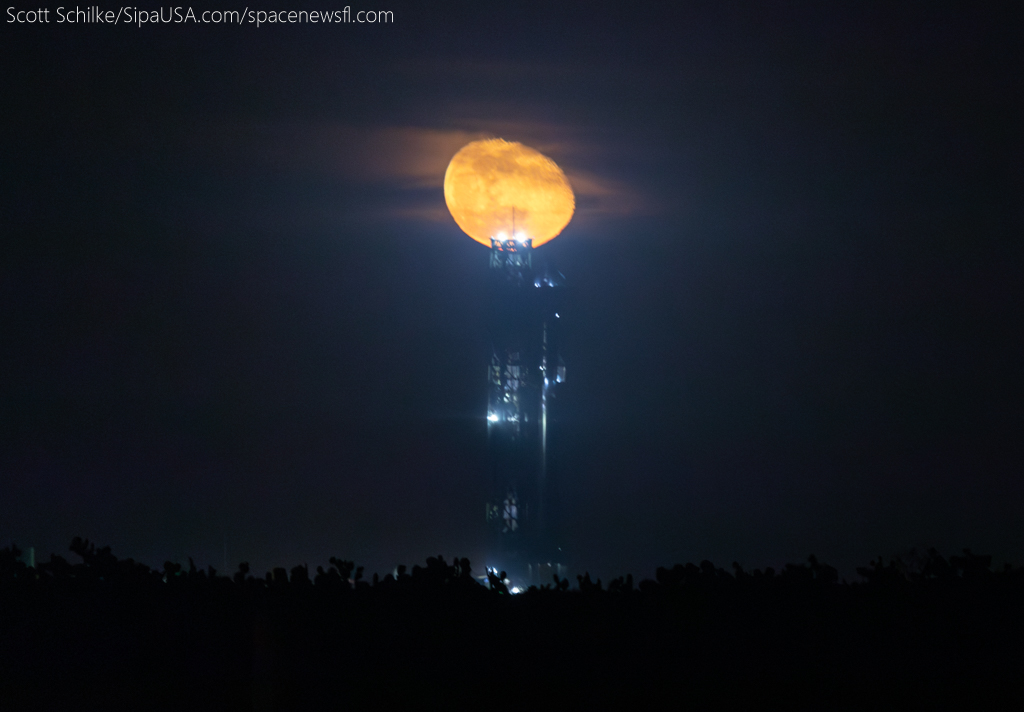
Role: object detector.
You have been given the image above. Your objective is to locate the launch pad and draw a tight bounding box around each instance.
[484,234,566,584]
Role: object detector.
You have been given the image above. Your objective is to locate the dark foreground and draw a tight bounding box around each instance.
[2,540,1022,710]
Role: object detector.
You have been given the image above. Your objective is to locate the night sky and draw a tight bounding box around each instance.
[2,2,1020,580]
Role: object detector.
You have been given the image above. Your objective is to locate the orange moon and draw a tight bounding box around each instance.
[443,139,575,247]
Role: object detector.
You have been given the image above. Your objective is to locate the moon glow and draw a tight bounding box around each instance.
[443,139,575,247]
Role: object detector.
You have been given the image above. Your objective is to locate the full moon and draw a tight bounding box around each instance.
[443,139,575,247]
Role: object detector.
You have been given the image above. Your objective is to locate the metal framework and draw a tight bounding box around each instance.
[485,236,565,565]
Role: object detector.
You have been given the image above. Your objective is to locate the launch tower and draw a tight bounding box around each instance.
[485,233,566,576]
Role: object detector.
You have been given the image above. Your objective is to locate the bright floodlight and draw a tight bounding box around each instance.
[496,231,508,242]
[487,412,499,423]
[514,231,528,243]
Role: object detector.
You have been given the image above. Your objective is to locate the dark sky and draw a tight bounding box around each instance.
[2,2,1020,579]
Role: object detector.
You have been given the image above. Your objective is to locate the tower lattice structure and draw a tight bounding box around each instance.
[485,236,566,567]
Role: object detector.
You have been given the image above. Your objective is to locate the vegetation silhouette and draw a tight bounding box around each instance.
[2,539,1022,709]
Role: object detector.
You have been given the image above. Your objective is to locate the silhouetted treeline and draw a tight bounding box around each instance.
[2,539,1023,709]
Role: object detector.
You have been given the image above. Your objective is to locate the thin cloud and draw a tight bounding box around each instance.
[344,125,654,221]
[176,120,656,226]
